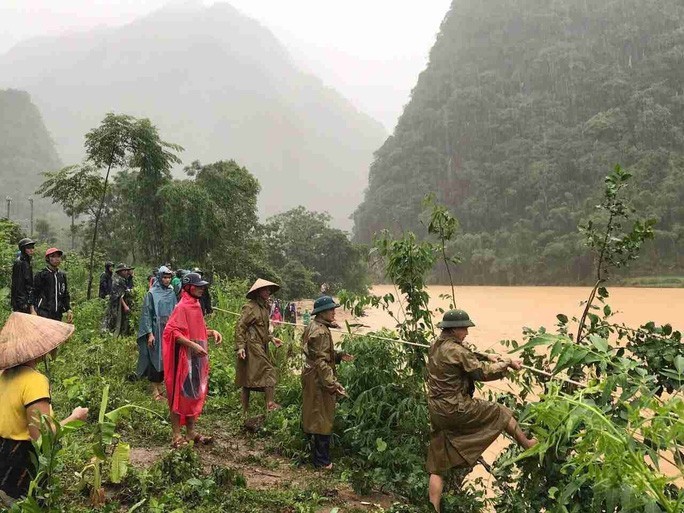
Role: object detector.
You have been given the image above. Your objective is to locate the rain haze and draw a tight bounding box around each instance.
[0,0,452,130]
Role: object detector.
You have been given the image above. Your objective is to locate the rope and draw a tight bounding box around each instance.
[213,307,586,388]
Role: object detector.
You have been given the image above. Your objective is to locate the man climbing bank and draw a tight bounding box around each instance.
[426,309,537,512]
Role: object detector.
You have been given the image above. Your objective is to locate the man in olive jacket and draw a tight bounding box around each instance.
[235,279,283,414]
[301,295,353,469]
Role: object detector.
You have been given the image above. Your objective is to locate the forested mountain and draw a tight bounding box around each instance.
[0,89,61,229]
[0,2,386,228]
[353,0,684,284]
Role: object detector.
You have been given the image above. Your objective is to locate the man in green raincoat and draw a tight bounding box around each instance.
[301,296,353,469]
[107,263,134,337]
[426,309,537,512]
[235,279,283,414]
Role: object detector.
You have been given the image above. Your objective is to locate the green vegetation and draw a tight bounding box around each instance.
[353,0,684,284]
[2,166,683,512]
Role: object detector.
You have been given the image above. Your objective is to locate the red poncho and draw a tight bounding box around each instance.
[163,291,209,424]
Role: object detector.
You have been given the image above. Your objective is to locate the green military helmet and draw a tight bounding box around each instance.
[311,295,340,315]
[437,309,475,329]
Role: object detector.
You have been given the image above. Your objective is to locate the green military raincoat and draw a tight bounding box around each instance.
[426,331,512,475]
[301,318,343,435]
[234,298,277,389]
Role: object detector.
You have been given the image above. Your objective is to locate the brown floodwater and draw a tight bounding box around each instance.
[352,284,684,353]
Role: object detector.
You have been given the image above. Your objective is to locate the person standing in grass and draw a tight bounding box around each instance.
[301,296,353,469]
[33,248,72,323]
[426,309,537,513]
[137,266,177,401]
[235,279,283,415]
[107,263,134,337]
[163,272,222,448]
[11,238,36,314]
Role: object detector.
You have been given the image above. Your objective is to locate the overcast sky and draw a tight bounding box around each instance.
[0,0,451,130]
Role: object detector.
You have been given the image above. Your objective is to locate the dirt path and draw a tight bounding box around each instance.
[129,427,395,512]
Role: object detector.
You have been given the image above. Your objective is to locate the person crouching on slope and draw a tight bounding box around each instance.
[162,272,222,448]
[426,309,537,512]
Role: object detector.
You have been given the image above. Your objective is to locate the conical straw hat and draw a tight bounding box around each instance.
[0,313,75,370]
[246,278,280,299]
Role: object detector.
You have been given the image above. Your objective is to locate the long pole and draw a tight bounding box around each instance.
[5,196,10,219]
[28,197,34,237]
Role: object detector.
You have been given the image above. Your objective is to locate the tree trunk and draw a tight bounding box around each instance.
[86,155,115,300]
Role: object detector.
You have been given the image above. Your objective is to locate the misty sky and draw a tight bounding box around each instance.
[0,0,451,130]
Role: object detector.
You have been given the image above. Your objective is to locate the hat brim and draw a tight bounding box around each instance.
[437,320,476,329]
[0,313,75,370]
[246,280,281,299]
[312,302,341,315]
[185,280,209,287]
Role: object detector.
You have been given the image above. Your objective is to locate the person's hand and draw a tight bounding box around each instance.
[71,407,89,422]
[341,353,354,362]
[272,337,283,347]
[210,330,223,345]
[508,359,523,371]
[237,348,246,360]
[66,310,74,324]
[334,383,348,397]
[192,343,208,357]
[123,304,130,313]
[147,333,155,347]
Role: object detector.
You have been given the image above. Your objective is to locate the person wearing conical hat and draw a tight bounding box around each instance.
[235,278,283,415]
[106,263,135,337]
[426,309,537,513]
[33,248,72,323]
[11,238,36,314]
[301,296,353,469]
[0,313,88,502]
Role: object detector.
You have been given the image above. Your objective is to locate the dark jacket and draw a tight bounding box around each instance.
[99,270,113,299]
[33,266,71,320]
[200,290,213,316]
[10,253,33,313]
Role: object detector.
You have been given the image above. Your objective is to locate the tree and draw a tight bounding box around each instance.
[262,206,369,295]
[36,165,104,250]
[78,113,181,299]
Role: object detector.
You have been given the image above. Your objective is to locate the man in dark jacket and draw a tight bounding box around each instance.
[10,238,36,313]
[98,261,114,299]
[193,268,213,316]
[33,248,72,322]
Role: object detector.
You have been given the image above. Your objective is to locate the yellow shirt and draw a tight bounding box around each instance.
[0,366,51,441]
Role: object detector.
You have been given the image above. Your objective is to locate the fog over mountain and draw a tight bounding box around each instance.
[0,2,386,228]
[0,89,61,228]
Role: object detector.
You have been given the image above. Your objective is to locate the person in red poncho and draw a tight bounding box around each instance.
[163,272,223,447]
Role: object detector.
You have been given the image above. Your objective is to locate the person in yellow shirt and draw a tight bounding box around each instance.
[0,313,88,503]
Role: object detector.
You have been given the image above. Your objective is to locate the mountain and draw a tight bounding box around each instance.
[353,0,684,284]
[0,89,61,230]
[0,2,386,229]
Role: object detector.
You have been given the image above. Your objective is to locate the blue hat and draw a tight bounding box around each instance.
[312,296,340,315]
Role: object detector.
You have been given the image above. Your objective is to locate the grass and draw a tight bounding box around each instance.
[618,275,684,287]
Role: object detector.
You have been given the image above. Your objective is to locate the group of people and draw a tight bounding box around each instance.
[11,238,73,322]
[4,238,537,512]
